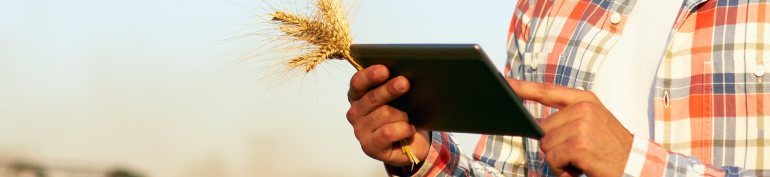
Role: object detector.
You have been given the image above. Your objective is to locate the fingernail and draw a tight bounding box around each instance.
[374,68,387,79]
[395,79,407,92]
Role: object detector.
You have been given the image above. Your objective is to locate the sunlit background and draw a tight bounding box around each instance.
[0,0,517,176]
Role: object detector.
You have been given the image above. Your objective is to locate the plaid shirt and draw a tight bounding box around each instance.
[387,0,770,176]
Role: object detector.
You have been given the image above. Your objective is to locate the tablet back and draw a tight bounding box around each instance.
[350,44,544,138]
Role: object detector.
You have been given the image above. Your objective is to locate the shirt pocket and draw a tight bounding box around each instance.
[660,6,770,165]
[705,41,770,169]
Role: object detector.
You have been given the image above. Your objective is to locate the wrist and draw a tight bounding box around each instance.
[622,135,669,176]
[410,130,431,172]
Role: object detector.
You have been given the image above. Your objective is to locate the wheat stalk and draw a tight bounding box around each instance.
[236,0,419,168]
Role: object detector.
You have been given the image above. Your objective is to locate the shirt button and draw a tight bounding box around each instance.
[610,13,621,24]
[755,65,766,77]
[530,53,538,70]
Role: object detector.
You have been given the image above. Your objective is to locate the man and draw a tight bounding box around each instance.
[346,0,769,176]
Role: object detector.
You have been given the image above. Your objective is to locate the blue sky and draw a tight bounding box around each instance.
[0,0,517,176]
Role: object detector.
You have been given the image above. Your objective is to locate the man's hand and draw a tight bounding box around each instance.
[507,78,633,177]
[347,65,431,167]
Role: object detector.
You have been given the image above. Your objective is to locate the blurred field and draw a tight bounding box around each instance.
[0,0,516,176]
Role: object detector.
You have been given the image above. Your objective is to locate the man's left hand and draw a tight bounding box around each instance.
[506,78,633,177]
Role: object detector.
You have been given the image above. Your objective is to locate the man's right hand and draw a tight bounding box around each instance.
[346,65,431,167]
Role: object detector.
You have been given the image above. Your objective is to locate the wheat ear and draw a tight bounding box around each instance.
[248,0,418,168]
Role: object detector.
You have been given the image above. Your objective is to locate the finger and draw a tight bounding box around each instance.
[384,129,431,167]
[545,137,593,177]
[539,117,591,153]
[348,65,390,102]
[351,105,407,138]
[353,76,409,117]
[361,106,409,135]
[544,143,578,177]
[537,102,594,134]
[385,129,430,167]
[505,78,599,109]
[363,121,416,161]
[536,101,632,147]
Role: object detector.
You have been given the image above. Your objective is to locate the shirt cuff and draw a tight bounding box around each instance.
[622,135,669,177]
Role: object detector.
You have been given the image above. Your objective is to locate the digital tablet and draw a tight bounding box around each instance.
[350,44,544,138]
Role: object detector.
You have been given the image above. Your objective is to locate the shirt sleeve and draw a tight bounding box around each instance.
[622,136,757,177]
[386,131,527,177]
